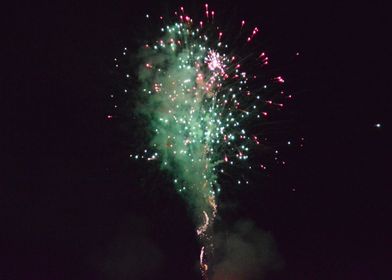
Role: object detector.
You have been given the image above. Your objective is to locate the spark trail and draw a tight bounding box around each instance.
[126,4,290,279]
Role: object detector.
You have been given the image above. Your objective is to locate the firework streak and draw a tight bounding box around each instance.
[129,4,288,279]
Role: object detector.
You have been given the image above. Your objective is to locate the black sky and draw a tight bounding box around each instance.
[3,0,391,279]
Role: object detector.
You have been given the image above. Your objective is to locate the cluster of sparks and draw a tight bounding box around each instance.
[112,4,300,279]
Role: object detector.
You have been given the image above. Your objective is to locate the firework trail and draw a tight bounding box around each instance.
[124,4,290,279]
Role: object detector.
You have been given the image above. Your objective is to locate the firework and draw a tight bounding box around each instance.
[118,4,292,279]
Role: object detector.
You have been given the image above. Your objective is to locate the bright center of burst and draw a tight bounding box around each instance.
[206,50,225,74]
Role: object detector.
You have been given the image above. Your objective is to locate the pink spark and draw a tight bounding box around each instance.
[275,76,285,83]
[200,247,205,266]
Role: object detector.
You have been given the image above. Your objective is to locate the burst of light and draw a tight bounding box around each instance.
[117,4,295,279]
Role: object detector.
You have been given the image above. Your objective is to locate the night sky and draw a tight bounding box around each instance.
[3,0,391,279]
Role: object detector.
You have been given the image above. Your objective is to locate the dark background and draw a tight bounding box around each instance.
[3,0,390,279]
